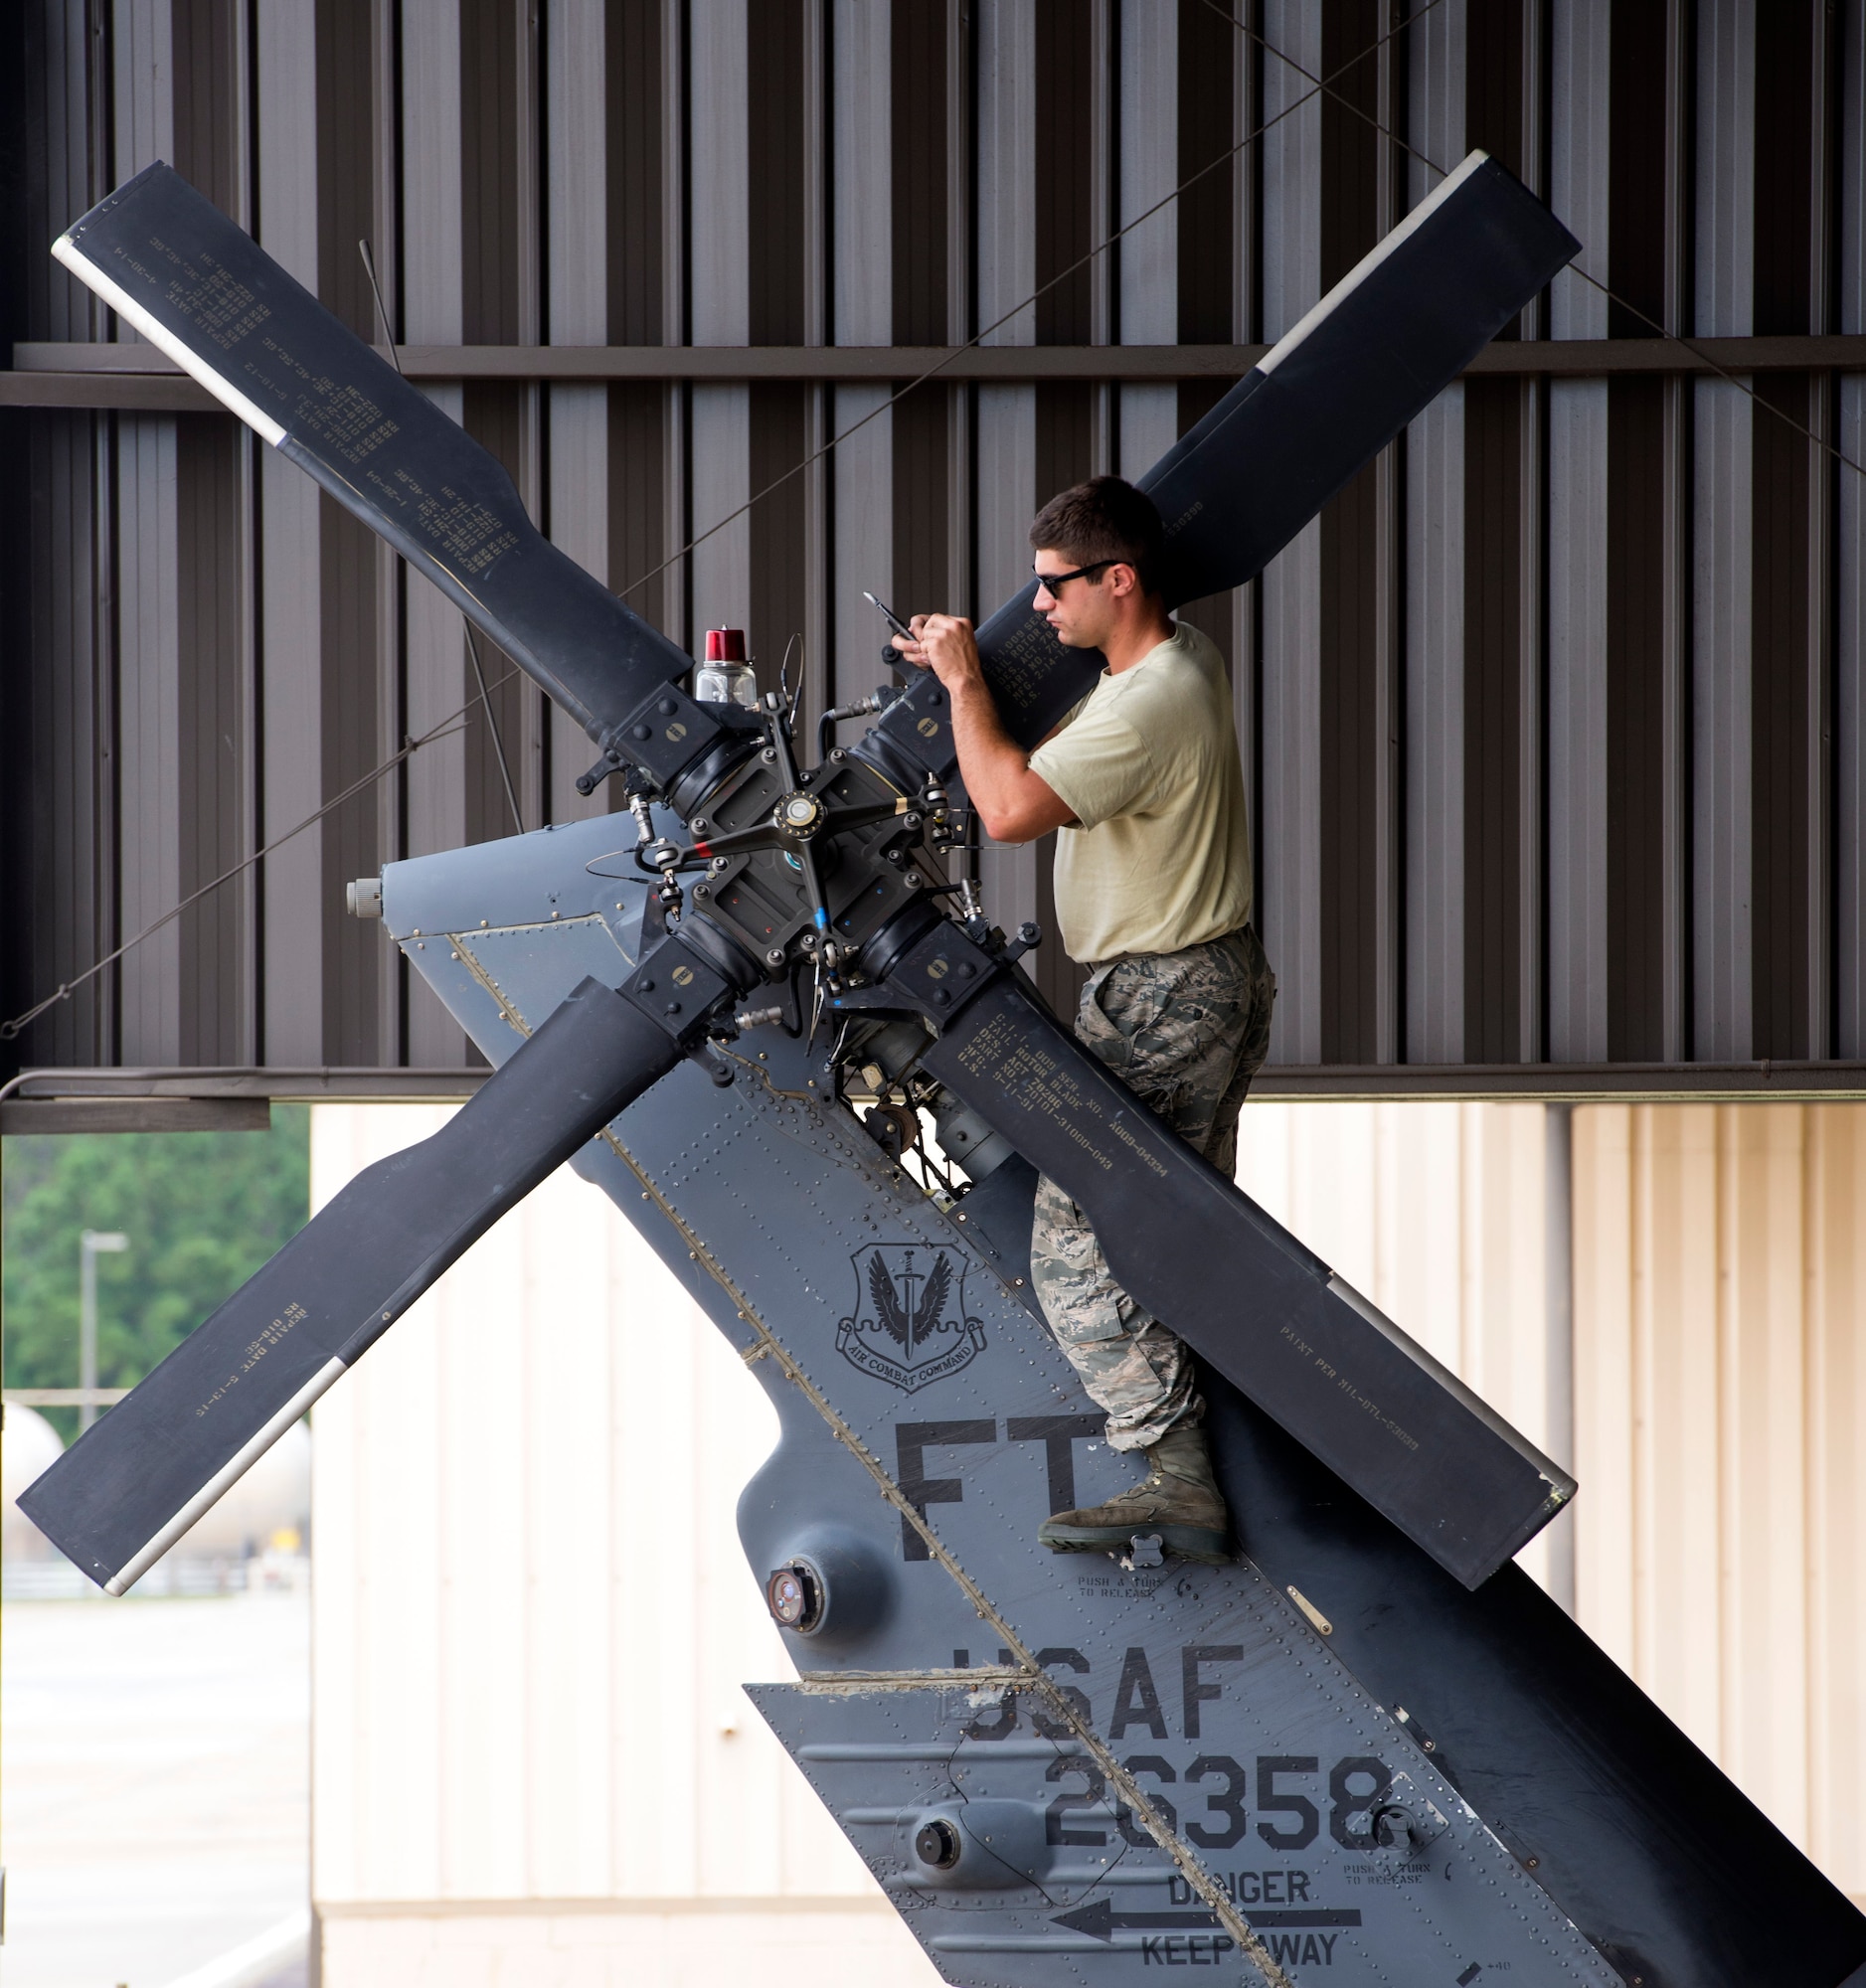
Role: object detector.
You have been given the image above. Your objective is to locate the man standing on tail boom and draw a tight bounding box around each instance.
[894,476,1274,1566]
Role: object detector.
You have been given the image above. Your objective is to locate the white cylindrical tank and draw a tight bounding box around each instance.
[3,1404,67,1560]
[2,1400,309,1571]
[174,1416,312,1558]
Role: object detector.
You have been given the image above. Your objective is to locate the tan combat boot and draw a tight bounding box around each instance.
[1038,1423,1232,1566]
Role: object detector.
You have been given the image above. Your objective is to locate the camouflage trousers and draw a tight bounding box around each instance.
[1029,923,1276,1453]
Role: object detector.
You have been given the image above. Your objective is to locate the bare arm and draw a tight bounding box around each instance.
[892,615,1078,844]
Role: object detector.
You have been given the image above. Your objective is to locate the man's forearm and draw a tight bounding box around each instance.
[947,670,1075,843]
[895,614,1078,842]
[947,669,1024,811]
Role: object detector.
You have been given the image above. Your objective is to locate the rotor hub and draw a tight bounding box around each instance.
[772,791,825,840]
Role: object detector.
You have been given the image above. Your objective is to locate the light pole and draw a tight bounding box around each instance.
[79,1229,129,1436]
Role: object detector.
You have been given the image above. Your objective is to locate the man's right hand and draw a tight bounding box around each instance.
[893,613,984,697]
[890,616,1075,845]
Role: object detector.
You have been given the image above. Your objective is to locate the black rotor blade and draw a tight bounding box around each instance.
[54,162,688,742]
[966,152,1580,749]
[19,980,678,1594]
[918,970,1571,1589]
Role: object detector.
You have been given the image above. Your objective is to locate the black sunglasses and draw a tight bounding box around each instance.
[1032,559,1113,597]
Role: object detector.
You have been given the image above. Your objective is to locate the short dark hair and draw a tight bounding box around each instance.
[1028,476,1165,595]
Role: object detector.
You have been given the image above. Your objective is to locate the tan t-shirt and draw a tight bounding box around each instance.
[1026,622,1253,963]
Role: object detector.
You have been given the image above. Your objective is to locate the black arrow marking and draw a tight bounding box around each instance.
[1052,1899,1362,1940]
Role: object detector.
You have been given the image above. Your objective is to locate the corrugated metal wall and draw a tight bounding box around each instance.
[1573,1099,1866,1907]
[6,0,1866,1084]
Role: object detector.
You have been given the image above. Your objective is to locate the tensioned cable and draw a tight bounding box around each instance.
[0,716,473,1041]
[0,1,1440,1045]
[1198,0,1866,486]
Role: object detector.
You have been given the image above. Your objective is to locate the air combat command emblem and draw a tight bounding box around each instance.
[836,1244,986,1393]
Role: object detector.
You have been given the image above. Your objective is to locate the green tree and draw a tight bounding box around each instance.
[3,1109,311,1441]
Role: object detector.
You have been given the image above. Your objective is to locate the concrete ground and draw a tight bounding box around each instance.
[2,1588,309,1988]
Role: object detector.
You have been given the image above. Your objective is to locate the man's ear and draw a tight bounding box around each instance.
[1105,562,1139,598]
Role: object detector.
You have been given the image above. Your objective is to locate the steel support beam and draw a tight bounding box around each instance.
[7,335,1866,412]
[7,1059,1865,1109]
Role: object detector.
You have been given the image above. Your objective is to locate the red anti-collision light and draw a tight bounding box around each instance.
[705,627,747,662]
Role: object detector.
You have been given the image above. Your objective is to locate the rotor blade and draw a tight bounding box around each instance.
[918,972,1572,1589]
[53,162,689,742]
[964,152,1580,749]
[19,979,678,1595]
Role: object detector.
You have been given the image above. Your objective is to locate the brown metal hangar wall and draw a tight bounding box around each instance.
[3,0,1866,1098]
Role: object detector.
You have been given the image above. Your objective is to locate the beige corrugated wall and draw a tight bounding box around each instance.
[1573,1103,1866,1908]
